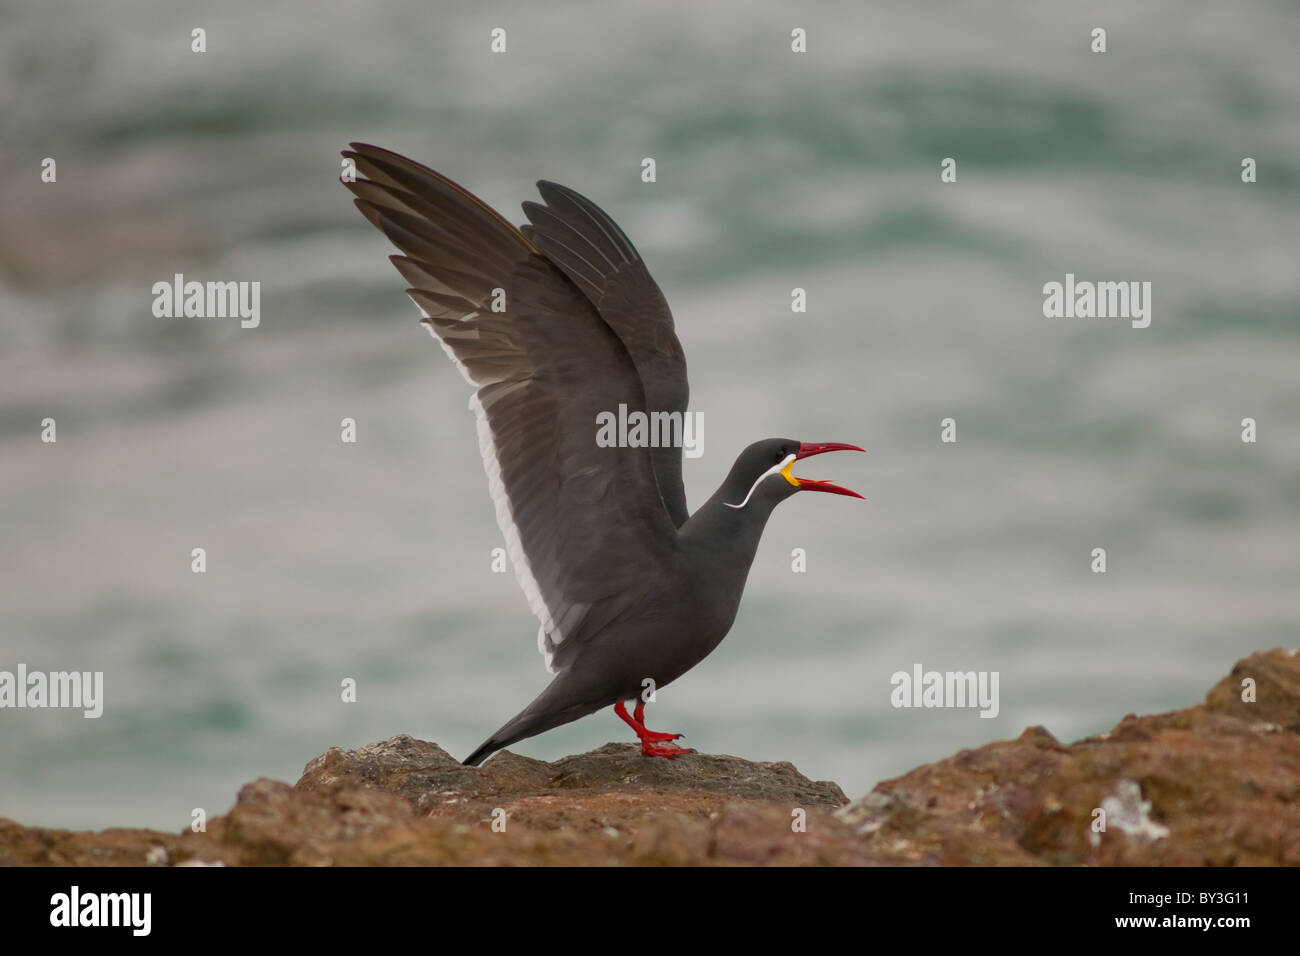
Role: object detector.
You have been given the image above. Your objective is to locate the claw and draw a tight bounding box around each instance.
[615,700,688,752]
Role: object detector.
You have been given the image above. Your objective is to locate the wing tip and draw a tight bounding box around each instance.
[350,197,384,230]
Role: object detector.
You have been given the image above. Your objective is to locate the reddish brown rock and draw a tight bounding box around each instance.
[839,648,1300,865]
[0,740,856,866]
[298,736,847,807]
[1,648,1296,866]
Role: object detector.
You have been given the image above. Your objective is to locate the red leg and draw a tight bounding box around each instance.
[633,700,684,743]
[614,701,692,758]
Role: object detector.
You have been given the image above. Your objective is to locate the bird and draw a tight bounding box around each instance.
[341,143,864,766]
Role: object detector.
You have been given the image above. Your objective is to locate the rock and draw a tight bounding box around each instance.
[0,648,1296,865]
[838,647,1300,865]
[0,739,857,866]
[298,737,848,809]
[0,822,185,867]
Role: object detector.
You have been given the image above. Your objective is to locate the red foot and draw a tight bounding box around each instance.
[640,740,694,759]
[633,700,684,742]
[638,728,682,743]
[615,701,692,757]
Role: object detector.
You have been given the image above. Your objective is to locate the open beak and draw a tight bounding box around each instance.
[781,442,866,499]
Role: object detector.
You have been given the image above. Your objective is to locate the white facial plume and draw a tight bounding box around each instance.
[725,453,797,510]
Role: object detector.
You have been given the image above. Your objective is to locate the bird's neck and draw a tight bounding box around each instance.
[678,485,778,581]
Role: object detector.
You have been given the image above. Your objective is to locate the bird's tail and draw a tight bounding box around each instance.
[462,674,602,766]
[462,731,517,768]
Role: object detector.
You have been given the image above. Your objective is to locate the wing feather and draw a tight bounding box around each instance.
[343,144,676,672]
[521,181,691,527]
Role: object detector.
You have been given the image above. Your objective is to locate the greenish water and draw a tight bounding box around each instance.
[1,0,1298,830]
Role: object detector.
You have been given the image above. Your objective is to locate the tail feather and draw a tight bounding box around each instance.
[462,736,505,768]
[461,675,608,766]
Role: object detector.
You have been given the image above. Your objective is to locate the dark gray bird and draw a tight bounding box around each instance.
[341,143,864,766]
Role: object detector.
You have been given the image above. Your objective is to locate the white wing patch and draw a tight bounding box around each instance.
[419,307,564,673]
[725,454,796,510]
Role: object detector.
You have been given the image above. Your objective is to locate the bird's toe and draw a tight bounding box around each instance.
[640,742,695,759]
[641,729,684,743]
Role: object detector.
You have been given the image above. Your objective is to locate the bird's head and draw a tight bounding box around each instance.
[723,438,865,511]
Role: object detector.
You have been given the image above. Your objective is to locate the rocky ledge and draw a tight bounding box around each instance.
[2,649,1297,865]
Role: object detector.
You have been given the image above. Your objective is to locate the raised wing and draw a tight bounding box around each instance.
[342,143,678,672]
[520,182,690,527]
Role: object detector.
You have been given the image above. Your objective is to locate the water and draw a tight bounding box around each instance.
[2,0,1298,830]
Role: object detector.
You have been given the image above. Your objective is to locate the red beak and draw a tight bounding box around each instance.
[791,442,866,499]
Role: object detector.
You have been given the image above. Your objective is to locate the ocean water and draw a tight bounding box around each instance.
[2,0,1298,830]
